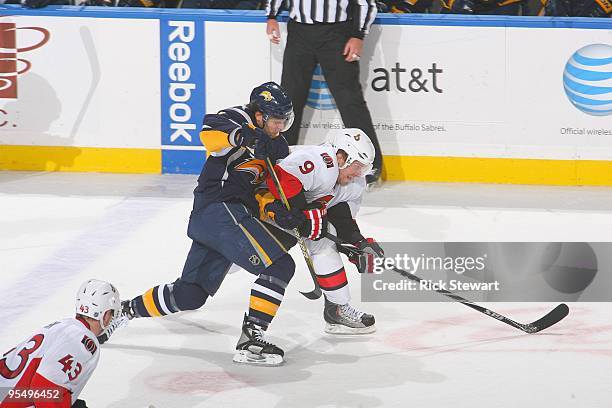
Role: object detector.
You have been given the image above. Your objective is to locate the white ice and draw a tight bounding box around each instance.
[1,171,611,408]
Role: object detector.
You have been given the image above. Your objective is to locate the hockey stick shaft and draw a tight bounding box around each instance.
[265,156,322,300]
[323,232,568,333]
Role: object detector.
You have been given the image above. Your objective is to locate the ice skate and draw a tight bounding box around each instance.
[366,168,382,190]
[233,314,284,366]
[324,297,376,335]
[120,299,137,320]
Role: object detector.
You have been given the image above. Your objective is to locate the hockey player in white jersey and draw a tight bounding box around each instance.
[259,128,384,334]
[0,279,122,408]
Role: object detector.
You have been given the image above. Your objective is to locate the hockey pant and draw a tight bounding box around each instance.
[131,202,296,327]
[306,224,351,306]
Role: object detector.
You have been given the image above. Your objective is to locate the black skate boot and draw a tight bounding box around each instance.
[233,314,284,366]
[120,299,137,320]
[324,296,376,335]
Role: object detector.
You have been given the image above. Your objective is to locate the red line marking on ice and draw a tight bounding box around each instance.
[381,305,612,357]
[144,371,253,394]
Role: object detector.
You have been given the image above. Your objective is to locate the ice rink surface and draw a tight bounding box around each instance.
[1,171,611,408]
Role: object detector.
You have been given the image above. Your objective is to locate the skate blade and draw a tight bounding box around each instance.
[233,350,284,366]
[325,323,376,335]
[366,178,382,192]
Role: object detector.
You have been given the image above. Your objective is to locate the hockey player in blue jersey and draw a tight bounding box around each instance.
[116,82,328,366]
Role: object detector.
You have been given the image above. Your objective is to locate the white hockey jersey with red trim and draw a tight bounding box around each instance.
[0,318,100,407]
[328,176,366,215]
[273,144,339,203]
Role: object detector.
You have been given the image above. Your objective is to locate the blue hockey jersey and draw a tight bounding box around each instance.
[194,106,289,214]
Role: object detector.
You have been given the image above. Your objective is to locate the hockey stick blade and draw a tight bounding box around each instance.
[519,303,569,334]
[300,287,323,300]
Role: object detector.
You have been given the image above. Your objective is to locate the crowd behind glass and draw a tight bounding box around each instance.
[8,0,612,17]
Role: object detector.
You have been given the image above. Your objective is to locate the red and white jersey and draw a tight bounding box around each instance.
[271,144,339,203]
[328,176,366,216]
[0,318,100,408]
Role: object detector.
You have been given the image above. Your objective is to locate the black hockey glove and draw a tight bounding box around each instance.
[72,399,88,408]
[264,200,305,230]
[349,238,384,273]
[238,124,273,160]
[265,201,328,240]
[238,124,263,147]
[253,136,274,160]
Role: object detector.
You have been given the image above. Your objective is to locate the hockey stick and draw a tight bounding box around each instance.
[324,232,569,334]
[264,156,322,300]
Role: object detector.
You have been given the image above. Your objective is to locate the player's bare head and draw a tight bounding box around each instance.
[248,82,294,138]
[75,279,121,335]
[327,128,375,184]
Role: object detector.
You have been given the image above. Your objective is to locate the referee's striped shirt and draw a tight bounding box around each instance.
[265,0,377,39]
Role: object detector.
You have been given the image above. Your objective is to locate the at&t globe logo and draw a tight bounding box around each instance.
[306,64,336,110]
[562,44,612,117]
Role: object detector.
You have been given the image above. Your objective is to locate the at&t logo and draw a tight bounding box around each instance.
[563,44,612,117]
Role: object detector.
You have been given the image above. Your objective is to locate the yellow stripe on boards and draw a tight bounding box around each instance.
[4,145,611,186]
[383,156,612,186]
[0,145,161,173]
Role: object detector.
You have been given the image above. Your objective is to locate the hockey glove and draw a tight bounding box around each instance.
[239,124,273,160]
[349,238,384,273]
[72,399,88,408]
[255,190,276,221]
[264,200,328,240]
[264,200,306,230]
[253,135,274,160]
[97,315,129,345]
[238,124,263,147]
[297,201,328,241]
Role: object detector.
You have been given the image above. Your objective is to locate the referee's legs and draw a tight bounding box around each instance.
[281,21,318,146]
[318,35,383,176]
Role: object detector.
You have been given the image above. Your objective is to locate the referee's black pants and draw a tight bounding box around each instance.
[281,19,383,172]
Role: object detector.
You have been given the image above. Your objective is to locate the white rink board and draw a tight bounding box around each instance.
[507,28,612,160]
[206,23,612,159]
[0,9,609,179]
[0,16,160,149]
[204,21,272,115]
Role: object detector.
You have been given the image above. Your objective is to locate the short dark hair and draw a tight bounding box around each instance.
[245,101,260,114]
